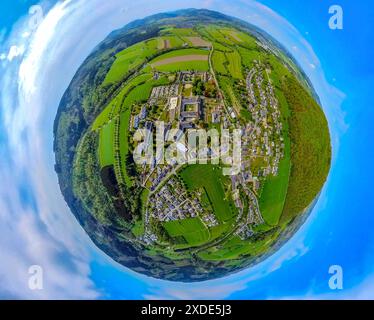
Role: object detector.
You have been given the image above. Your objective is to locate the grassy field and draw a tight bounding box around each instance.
[259,148,291,226]
[151,48,209,63]
[103,39,159,84]
[179,165,236,222]
[213,49,243,79]
[212,50,228,75]
[98,120,115,167]
[164,217,210,246]
[162,27,199,37]
[152,61,209,72]
[197,234,276,261]
[219,76,242,114]
[225,50,243,79]
[203,25,236,47]
[220,28,258,49]
[209,223,231,240]
[237,47,264,68]
[157,36,185,49]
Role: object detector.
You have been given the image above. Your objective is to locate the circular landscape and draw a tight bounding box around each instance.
[54,9,331,281]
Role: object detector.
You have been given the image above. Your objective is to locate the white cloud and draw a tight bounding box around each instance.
[6,45,25,61]
[0,0,102,299]
[21,31,30,38]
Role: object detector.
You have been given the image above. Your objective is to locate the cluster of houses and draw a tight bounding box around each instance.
[243,62,285,186]
[225,60,285,230]
[148,176,219,228]
[134,71,215,193]
[149,84,179,105]
[235,225,254,241]
[132,63,286,243]
[231,173,264,226]
[139,229,158,245]
[178,71,210,84]
[133,105,148,130]
[147,164,174,192]
[148,177,203,222]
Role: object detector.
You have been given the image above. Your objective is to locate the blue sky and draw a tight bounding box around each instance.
[0,0,373,299]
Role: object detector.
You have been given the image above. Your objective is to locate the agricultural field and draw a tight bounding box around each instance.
[152,60,209,72]
[197,233,277,261]
[157,36,185,49]
[225,50,243,79]
[164,217,210,246]
[98,121,115,167]
[144,48,210,72]
[103,39,159,84]
[212,49,243,79]
[259,144,291,225]
[186,37,211,47]
[212,50,228,75]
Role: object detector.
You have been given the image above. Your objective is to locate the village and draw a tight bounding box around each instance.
[133,60,285,245]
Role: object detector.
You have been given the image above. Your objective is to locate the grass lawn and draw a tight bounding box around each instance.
[219,76,241,114]
[162,27,199,37]
[237,47,264,68]
[179,164,236,222]
[151,48,209,63]
[164,217,210,246]
[259,145,290,225]
[209,223,231,240]
[212,50,228,75]
[220,28,258,49]
[131,186,149,236]
[212,47,242,79]
[103,39,159,84]
[153,61,209,72]
[198,228,280,261]
[98,120,115,167]
[225,50,243,79]
[197,236,273,261]
[204,25,235,47]
[157,36,184,49]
